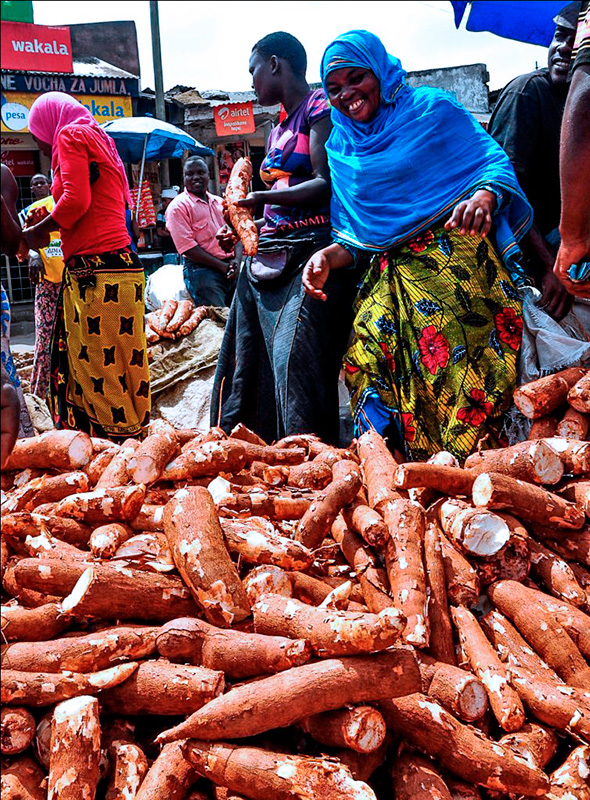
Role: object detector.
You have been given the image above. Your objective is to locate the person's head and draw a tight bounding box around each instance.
[548,2,579,84]
[161,186,179,209]
[183,157,209,198]
[321,30,406,124]
[249,31,308,105]
[30,173,50,199]
[29,91,95,155]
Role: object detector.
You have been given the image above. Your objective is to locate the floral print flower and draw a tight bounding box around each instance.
[378,341,396,373]
[456,389,493,428]
[408,229,435,253]
[401,411,416,442]
[418,325,449,374]
[494,307,523,350]
[344,363,360,375]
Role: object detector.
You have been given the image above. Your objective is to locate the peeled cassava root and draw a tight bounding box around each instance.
[1,419,588,798]
[225,157,258,256]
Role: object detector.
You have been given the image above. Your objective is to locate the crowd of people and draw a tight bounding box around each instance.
[1,2,589,468]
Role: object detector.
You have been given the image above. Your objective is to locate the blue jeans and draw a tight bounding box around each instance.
[210,231,359,445]
[183,257,233,307]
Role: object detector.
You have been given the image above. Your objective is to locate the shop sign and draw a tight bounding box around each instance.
[1,149,36,176]
[1,72,139,97]
[0,132,33,148]
[1,91,133,133]
[1,21,73,73]
[214,101,255,137]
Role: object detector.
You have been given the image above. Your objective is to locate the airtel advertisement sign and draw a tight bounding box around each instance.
[214,102,255,137]
[1,21,73,73]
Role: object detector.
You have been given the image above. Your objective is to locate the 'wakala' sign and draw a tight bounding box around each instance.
[1,21,73,73]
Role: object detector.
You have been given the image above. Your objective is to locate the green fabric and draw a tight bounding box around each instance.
[345,225,523,461]
[1,1,34,22]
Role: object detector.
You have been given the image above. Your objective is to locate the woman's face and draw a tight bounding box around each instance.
[325,67,380,123]
[32,134,52,157]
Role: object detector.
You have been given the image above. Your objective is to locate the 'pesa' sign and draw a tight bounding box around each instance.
[1,21,73,73]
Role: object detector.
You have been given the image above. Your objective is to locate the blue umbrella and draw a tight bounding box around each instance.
[101,116,213,218]
[450,1,569,46]
[101,116,213,162]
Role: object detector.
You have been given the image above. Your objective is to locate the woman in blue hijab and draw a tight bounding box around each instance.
[303,30,533,461]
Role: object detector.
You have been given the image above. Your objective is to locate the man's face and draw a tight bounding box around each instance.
[183,161,209,198]
[30,175,50,199]
[548,25,576,85]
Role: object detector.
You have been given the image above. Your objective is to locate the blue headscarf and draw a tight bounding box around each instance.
[321,31,532,269]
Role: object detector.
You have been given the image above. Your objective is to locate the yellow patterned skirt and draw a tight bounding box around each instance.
[345,225,523,461]
[50,248,150,442]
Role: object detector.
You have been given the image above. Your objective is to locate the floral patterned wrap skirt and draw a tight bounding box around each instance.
[345,224,523,461]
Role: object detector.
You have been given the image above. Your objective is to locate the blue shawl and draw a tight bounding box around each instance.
[321,30,533,269]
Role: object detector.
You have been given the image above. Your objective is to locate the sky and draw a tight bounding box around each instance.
[33,0,552,93]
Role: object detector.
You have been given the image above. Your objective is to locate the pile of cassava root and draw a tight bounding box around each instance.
[0,366,589,800]
[145,299,212,345]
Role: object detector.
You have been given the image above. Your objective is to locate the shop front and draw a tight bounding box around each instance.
[177,92,279,196]
[1,19,140,302]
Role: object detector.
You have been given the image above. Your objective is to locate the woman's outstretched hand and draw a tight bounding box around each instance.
[302,243,354,301]
[302,249,332,301]
[445,189,496,238]
[22,215,53,250]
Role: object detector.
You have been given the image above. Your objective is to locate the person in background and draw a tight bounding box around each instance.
[156,186,180,264]
[1,164,34,441]
[303,30,533,462]
[23,92,150,442]
[166,157,239,306]
[21,191,65,400]
[18,172,51,226]
[555,0,590,296]
[488,2,579,320]
[210,31,358,445]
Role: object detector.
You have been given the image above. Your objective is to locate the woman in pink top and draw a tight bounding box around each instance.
[23,92,150,442]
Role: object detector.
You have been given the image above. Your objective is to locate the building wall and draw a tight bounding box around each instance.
[69,21,141,79]
[406,63,490,114]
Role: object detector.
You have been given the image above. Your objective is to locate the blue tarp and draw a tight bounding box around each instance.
[450,1,567,46]
[101,116,213,163]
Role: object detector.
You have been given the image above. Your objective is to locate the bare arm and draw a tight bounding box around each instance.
[1,164,22,257]
[302,242,354,302]
[555,64,590,296]
[1,363,20,468]
[521,222,572,320]
[237,116,332,210]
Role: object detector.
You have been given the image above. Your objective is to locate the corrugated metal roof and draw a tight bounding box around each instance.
[72,57,138,80]
[1,57,138,80]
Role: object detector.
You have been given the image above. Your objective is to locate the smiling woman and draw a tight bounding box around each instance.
[302,30,534,461]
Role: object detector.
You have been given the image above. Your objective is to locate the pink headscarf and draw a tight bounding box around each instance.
[29,91,131,203]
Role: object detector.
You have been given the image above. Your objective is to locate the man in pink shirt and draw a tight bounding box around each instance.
[166,157,239,306]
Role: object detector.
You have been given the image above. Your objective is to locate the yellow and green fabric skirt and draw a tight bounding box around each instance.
[345,225,523,461]
[50,247,150,442]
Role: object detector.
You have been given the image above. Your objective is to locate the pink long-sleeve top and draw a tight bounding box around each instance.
[51,123,130,261]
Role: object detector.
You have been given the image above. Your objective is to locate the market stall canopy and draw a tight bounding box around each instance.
[101,115,213,163]
[450,1,571,46]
